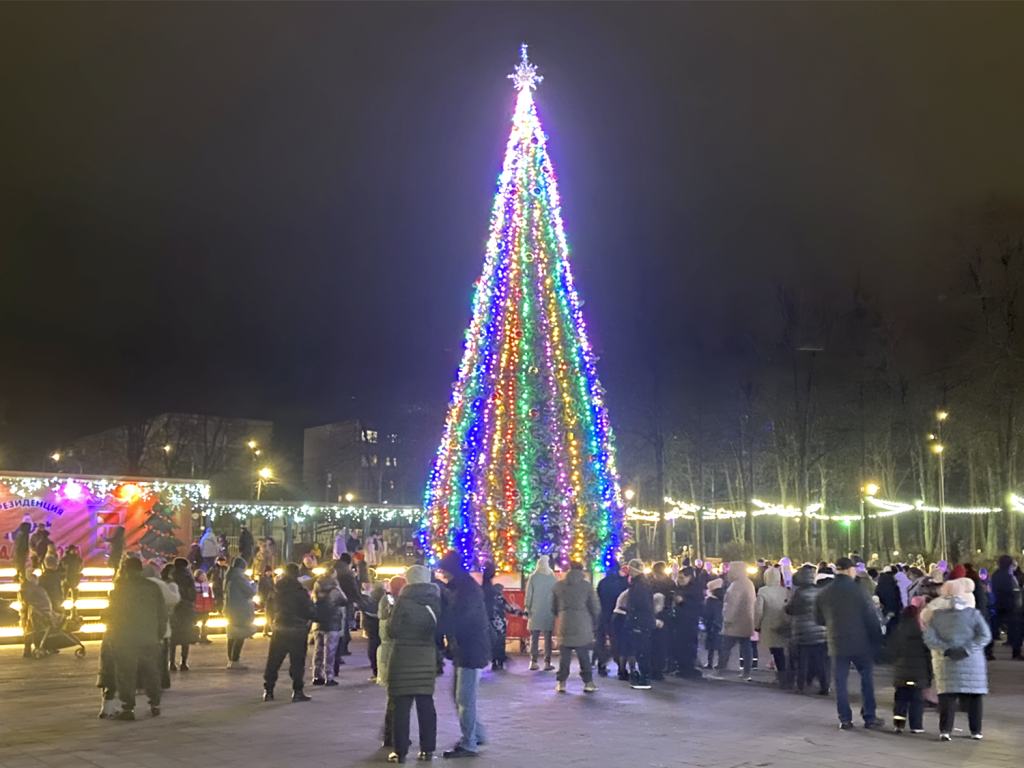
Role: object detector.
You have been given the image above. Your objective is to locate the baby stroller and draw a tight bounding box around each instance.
[28,605,87,659]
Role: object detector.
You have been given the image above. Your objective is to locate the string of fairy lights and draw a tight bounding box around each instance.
[421,46,624,572]
[622,495,1024,524]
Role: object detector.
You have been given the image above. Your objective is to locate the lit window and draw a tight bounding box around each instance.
[389,481,395,490]
[372,455,378,466]
[364,430,378,444]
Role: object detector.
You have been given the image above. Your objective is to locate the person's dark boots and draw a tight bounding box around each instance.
[263,687,274,702]
[179,662,190,672]
[292,689,312,702]
[112,709,135,721]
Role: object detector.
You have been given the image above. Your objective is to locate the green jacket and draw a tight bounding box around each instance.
[104,573,167,647]
[384,582,441,697]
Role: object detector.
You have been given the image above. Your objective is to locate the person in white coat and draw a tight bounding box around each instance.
[525,556,558,671]
[755,567,791,688]
[199,527,218,571]
[143,564,179,693]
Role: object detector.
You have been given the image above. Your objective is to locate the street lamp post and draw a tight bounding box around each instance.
[936,411,948,562]
[859,483,879,559]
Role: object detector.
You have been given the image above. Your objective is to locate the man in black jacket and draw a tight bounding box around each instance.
[814,557,884,730]
[595,564,629,678]
[989,555,1021,660]
[437,550,489,759]
[263,563,315,702]
[105,556,167,720]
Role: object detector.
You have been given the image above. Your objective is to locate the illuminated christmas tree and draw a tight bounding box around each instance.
[423,47,624,573]
[139,499,183,561]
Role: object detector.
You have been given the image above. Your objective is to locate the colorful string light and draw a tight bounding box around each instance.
[422,47,624,573]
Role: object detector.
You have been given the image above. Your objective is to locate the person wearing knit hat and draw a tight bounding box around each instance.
[627,559,644,577]
[924,572,992,740]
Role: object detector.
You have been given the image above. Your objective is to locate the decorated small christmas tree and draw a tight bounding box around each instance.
[139,499,183,561]
[423,47,624,572]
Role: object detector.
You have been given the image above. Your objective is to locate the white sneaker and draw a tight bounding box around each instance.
[227,661,248,670]
[555,681,566,693]
[529,661,539,671]
[98,698,119,719]
[583,681,598,693]
[971,733,984,740]
[939,733,952,742]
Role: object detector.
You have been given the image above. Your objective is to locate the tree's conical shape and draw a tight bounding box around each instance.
[423,47,624,573]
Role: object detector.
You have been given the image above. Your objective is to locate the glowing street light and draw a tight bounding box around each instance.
[866,483,879,497]
[248,440,257,450]
[624,489,635,502]
[345,493,355,502]
[259,467,272,479]
[163,445,172,453]
[51,453,61,463]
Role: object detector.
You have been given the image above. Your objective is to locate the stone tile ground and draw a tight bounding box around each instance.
[1,636,1021,768]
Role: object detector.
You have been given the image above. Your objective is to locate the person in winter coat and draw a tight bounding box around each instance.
[311,571,347,685]
[437,550,490,758]
[38,555,65,616]
[143,564,178,690]
[103,557,166,720]
[701,579,725,670]
[755,567,791,688]
[988,555,1021,659]
[18,572,57,658]
[209,556,229,613]
[263,562,316,702]
[12,521,31,583]
[199,527,218,571]
[481,562,522,671]
[551,561,601,693]
[60,544,83,607]
[363,582,386,680]
[875,567,903,642]
[105,526,126,574]
[193,570,215,643]
[333,553,364,667]
[625,559,656,689]
[30,526,52,569]
[525,555,557,671]
[238,526,255,565]
[648,561,675,679]
[814,557,884,729]
[890,604,931,734]
[595,564,629,678]
[384,564,442,763]
[924,578,992,740]
[786,564,829,694]
[671,566,704,679]
[256,566,275,637]
[717,561,756,680]
[225,557,256,668]
[168,558,197,671]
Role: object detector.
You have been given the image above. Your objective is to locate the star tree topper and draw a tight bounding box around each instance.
[508,44,543,91]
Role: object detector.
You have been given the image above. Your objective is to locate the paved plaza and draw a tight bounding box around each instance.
[1,636,1022,768]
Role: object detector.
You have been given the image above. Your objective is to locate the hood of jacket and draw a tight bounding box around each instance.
[400,581,440,605]
[534,555,554,576]
[564,568,586,586]
[764,567,781,588]
[726,562,749,583]
[793,566,816,589]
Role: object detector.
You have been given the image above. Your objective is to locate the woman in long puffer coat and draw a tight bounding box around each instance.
[525,556,557,670]
[755,567,791,688]
[225,558,256,668]
[384,565,441,763]
[923,578,992,741]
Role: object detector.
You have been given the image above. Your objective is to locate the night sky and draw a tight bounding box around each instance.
[2,3,1024,467]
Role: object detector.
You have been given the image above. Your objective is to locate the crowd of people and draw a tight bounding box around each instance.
[8,517,1019,752]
